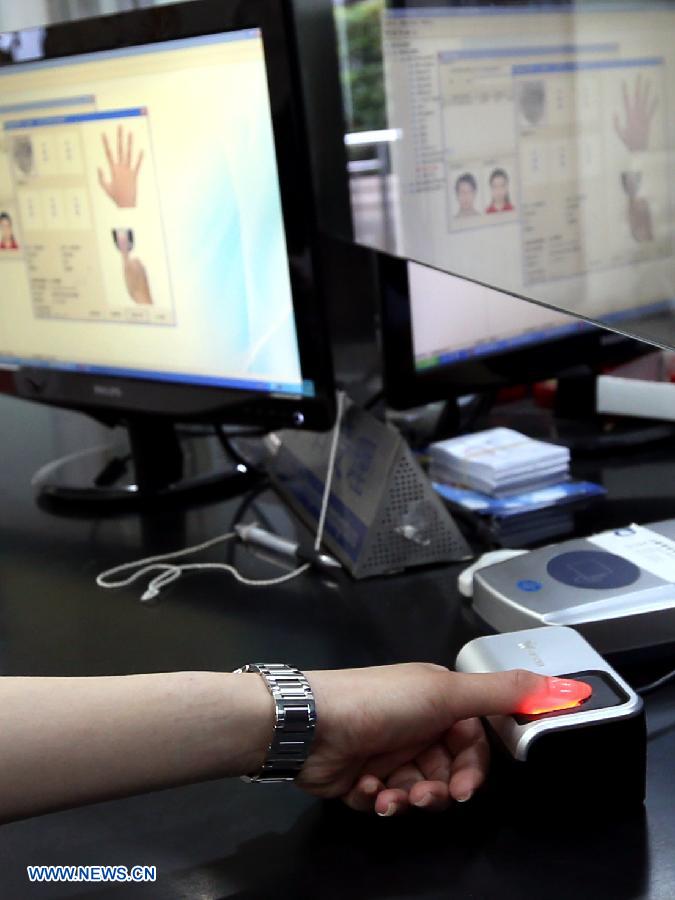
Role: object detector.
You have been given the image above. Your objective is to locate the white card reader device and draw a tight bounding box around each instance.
[456,626,646,808]
[470,520,675,654]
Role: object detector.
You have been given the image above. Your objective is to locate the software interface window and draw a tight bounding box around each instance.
[3,104,172,325]
[0,30,308,395]
[438,53,669,283]
[382,6,675,331]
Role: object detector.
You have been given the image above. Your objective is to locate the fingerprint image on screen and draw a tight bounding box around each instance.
[11,135,34,177]
[518,81,547,128]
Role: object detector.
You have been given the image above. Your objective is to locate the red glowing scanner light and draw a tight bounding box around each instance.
[516,677,593,716]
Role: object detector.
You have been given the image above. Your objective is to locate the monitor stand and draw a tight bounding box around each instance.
[33,417,260,513]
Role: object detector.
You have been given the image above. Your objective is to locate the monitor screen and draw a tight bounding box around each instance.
[335,1,675,353]
[409,260,587,373]
[0,26,311,399]
[378,252,645,410]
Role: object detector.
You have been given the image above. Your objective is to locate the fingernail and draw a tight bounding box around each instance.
[456,791,473,803]
[363,778,378,795]
[413,794,432,808]
[548,676,592,698]
[516,677,592,716]
[377,802,397,817]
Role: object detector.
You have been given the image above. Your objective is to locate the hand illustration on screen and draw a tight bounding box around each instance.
[98,126,144,208]
[123,257,153,305]
[613,75,658,153]
[621,172,654,243]
[113,228,153,305]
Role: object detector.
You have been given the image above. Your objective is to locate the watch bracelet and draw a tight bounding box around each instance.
[235,663,317,782]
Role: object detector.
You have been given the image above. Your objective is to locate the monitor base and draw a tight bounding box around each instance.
[33,419,261,514]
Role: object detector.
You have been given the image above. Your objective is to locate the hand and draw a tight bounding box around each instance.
[299,664,553,816]
[614,75,658,153]
[98,126,144,208]
[122,255,153,305]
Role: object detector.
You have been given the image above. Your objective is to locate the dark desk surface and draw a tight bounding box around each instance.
[2,395,675,900]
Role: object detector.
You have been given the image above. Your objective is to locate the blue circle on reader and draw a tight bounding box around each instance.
[517,579,542,592]
[546,550,640,590]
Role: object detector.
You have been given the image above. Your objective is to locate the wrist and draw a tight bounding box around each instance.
[303,668,358,746]
[303,670,333,741]
[229,672,276,776]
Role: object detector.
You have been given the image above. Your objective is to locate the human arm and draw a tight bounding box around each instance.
[122,256,153,304]
[0,665,569,823]
[626,195,654,243]
[0,671,273,823]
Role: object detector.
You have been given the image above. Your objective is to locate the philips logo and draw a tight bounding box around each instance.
[93,385,123,399]
[517,640,545,668]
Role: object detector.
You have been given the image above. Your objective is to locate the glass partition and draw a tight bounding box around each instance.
[333,1,675,351]
[5,1,675,351]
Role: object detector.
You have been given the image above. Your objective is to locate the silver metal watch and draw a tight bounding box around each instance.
[234,663,317,782]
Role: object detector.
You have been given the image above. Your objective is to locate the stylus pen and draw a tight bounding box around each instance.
[234,523,341,571]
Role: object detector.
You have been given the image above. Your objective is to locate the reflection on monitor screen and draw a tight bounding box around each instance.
[0,28,310,397]
[408,260,588,372]
[337,2,675,350]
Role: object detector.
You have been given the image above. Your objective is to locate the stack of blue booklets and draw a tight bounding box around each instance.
[428,427,571,497]
[432,479,606,519]
[428,428,605,546]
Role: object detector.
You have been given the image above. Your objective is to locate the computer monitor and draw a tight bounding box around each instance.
[379,253,646,410]
[334,1,675,355]
[0,0,334,505]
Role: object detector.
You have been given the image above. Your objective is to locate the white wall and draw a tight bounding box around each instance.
[0,1,186,32]
[0,0,47,30]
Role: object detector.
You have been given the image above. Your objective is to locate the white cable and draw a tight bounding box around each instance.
[31,443,119,488]
[314,389,346,552]
[96,530,312,601]
[96,390,346,601]
[97,531,236,598]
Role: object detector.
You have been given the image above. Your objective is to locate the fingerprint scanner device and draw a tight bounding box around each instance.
[455,626,646,809]
[470,520,675,654]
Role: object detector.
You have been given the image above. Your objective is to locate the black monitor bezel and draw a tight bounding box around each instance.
[378,252,647,410]
[0,0,335,430]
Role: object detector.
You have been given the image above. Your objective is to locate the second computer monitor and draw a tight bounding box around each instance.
[336,1,675,354]
[378,253,643,410]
